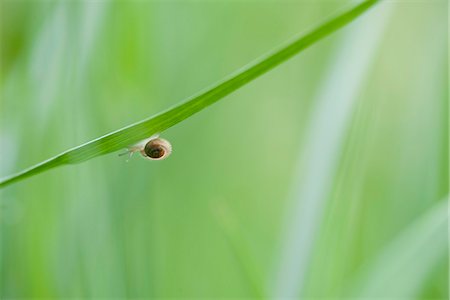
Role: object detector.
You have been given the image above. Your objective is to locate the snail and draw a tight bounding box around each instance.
[120,135,172,161]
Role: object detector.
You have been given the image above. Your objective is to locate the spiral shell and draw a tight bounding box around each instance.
[140,138,172,160]
[120,135,172,161]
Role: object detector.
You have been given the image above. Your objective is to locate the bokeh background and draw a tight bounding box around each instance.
[0,0,448,298]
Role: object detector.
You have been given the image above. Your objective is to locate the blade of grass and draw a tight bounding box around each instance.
[347,198,448,298]
[0,0,380,188]
[211,201,265,298]
[272,1,393,297]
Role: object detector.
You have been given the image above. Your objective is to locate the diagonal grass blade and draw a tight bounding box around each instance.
[0,0,380,188]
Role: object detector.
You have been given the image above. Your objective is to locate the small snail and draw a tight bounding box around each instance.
[120,135,172,161]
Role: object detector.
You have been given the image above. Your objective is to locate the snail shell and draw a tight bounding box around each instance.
[140,137,172,160]
[120,135,172,161]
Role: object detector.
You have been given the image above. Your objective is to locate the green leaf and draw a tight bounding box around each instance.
[0,0,380,188]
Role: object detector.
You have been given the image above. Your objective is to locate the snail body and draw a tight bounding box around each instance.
[121,135,172,161]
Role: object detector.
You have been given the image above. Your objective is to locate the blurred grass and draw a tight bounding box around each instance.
[0,0,448,299]
[273,2,394,296]
[0,0,379,188]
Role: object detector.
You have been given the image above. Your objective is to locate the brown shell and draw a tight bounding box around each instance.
[140,138,172,160]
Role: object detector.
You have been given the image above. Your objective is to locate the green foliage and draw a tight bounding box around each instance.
[0,0,379,188]
[0,0,447,298]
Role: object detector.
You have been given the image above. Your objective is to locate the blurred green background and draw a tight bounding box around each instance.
[0,0,448,298]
